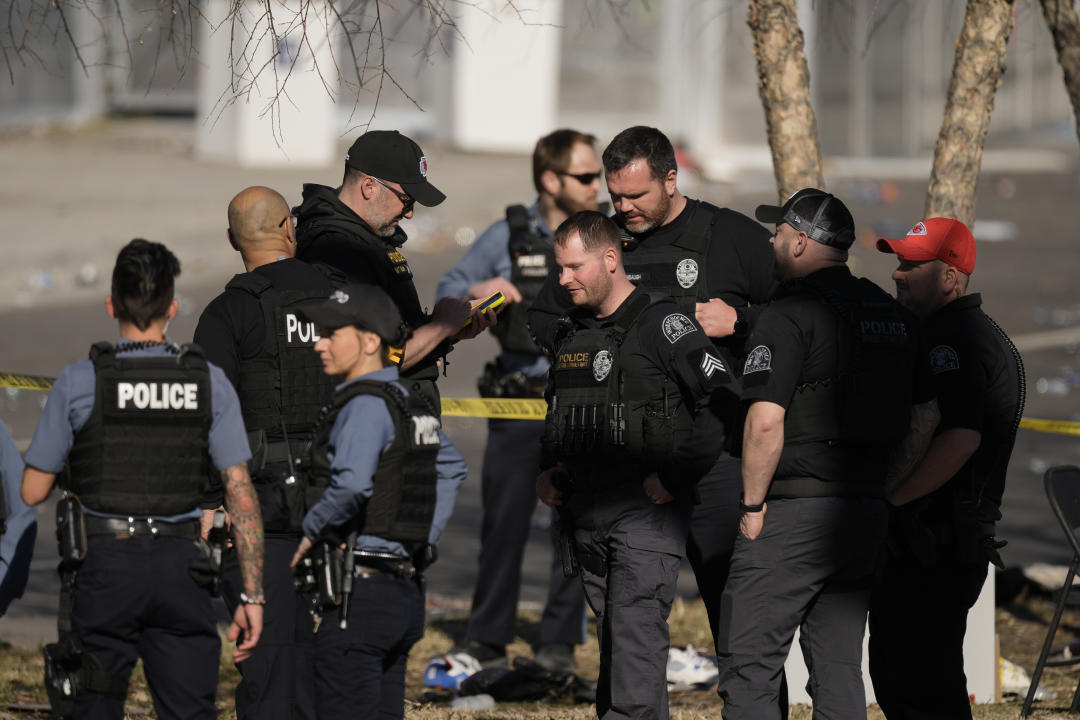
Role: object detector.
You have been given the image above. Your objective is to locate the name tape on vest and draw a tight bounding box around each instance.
[116,381,199,410]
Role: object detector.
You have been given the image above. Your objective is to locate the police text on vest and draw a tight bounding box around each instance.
[117,382,199,410]
[286,313,321,345]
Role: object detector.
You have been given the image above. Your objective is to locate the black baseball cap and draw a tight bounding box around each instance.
[345,130,446,207]
[755,188,856,249]
[298,284,407,345]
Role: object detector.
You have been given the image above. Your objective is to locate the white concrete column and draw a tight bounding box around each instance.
[195,0,336,167]
[451,0,562,152]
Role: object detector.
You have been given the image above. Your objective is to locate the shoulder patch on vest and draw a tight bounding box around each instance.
[929,344,960,374]
[744,345,772,374]
[662,313,698,344]
[592,349,613,381]
[676,258,699,289]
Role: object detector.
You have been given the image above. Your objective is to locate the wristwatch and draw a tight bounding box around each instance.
[738,497,765,513]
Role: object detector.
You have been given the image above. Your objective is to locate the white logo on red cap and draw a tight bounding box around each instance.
[909,222,928,236]
[330,290,349,304]
[419,156,428,177]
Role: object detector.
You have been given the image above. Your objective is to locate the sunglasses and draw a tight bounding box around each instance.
[278,214,295,228]
[372,176,415,212]
[558,171,602,185]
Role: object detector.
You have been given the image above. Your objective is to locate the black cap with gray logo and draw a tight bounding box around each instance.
[345,130,446,208]
[298,283,408,346]
[756,188,856,249]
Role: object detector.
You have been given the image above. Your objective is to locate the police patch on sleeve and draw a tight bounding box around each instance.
[592,350,613,381]
[662,313,698,344]
[743,345,772,375]
[928,344,960,374]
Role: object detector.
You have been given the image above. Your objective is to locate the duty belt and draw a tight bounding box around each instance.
[351,550,417,579]
[84,517,200,541]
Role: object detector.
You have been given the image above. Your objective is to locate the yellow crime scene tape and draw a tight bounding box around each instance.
[1018,417,1080,437]
[3,371,1080,429]
[0,371,546,420]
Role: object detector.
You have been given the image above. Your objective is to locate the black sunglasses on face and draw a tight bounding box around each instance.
[558,171,602,185]
[372,176,415,212]
[278,214,294,228]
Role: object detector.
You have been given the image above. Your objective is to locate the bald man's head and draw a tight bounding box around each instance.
[226,186,295,267]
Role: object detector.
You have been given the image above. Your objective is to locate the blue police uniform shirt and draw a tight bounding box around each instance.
[24,340,251,522]
[301,365,465,556]
[435,200,551,378]
[1,417,37,614]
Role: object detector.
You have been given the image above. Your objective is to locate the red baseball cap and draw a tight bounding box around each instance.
[876,217,976,275]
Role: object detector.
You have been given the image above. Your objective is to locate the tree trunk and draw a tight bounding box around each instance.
[1039,0,1080,149]
[925,0,1016,226]
[747,0,824,202]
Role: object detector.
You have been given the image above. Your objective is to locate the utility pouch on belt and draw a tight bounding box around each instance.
[189,510,227,596]
[293,541,343,610]
[56,493,87,565]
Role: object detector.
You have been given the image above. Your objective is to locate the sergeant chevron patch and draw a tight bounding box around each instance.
[700,352,725,378]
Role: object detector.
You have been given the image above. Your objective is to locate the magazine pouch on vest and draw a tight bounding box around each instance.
[304,380,440,543]
[620,202,717,316]
[783,276,913,451]
[227,271,339,531]
[490,204,554,355]
[64,342,211,516]
[542,293,679,490]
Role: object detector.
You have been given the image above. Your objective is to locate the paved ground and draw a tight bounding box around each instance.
[2,118,1079,646]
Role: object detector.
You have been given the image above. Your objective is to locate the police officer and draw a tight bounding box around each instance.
[21,239,265,720]
[869,218,1025,719]
[536,211,737,720]
[435,129,599,671]
[1,417,36,617]
[714,190,937,719]
[287,283,462,720]
[529,125,775,647]
[294,129,495,411]
[194,186,337,720]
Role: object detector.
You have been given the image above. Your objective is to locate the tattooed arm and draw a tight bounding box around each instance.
[883,399,940,501]
[222,461,265,661]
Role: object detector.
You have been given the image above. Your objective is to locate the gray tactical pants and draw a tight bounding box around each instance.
[567,485,690,720]
[716,496,888,720]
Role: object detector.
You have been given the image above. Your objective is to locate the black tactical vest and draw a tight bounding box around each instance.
[620,202,719,315]
[543,293,688,489]
[782,275,914,454]
[298,216,437,383]
[490,205,555,355]
[226,272,337,442]
[305,379,440,543]
[65,342,212,515]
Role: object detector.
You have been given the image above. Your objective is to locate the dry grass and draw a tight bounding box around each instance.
[5,591,1080,719]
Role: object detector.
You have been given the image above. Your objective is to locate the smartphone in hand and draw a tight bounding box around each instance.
[463,291,506,327]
